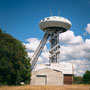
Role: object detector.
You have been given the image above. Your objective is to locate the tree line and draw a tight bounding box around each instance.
[0,29,31,85]
[73,70,90,84]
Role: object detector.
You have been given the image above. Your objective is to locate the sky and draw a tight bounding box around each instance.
[0,0,90,76]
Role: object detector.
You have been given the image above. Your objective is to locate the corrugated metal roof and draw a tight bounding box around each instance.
[35,63,73,74]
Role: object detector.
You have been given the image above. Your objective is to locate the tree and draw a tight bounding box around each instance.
[73,75,83,84]
[83,70,90,84]
[0,29,31,85]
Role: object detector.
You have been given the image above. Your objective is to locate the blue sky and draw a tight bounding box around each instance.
[0,0,90,42]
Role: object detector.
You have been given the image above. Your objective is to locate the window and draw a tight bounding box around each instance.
[37,75,46,77]
[47,17,50,20]
[42,19,45,21]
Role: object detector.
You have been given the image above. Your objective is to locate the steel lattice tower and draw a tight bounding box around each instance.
[30,16,71,70]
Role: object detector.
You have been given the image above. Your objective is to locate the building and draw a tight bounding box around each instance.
[30,63,73,85]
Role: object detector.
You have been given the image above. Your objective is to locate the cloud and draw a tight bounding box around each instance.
[59,31,90,76]
[28,52,43,62]
[60,40,90,61]
[41,51,50,62]
[83,32,87,36]
[85,23,90,34]
[24,38,48,52]
[24,38,48,63]
[59,60,90,76]
[24,30,90,76]
[59,30,83,45]
[68,59,90,76]
[24,38,40,52]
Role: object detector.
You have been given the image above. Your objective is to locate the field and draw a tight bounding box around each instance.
[0,85,90,90]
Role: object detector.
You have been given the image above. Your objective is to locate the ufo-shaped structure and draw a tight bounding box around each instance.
[39,16,71,31]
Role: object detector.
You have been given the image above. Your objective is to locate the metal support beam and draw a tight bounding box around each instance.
[30,28,63,70]
[31,32,50,70]
[49,29,61,63]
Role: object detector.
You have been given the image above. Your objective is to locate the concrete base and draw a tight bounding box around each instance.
[30,68,63,85]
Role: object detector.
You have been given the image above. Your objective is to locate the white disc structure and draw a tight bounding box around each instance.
[39,16,71,31]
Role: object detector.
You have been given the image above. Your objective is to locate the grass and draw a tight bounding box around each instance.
[0,84,90,90]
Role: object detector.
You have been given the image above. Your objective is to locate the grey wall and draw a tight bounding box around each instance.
[30,68,63,85]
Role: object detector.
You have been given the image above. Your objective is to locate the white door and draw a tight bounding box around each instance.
[36,75,46,85]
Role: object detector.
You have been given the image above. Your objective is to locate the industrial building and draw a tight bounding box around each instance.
[30,63,73,85]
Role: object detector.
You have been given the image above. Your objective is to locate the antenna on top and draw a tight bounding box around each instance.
[49,8,52,16]
[58,9,60,16]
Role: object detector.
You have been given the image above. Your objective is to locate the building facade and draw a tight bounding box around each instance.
[30,63,73,85]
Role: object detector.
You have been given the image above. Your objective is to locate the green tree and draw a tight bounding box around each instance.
[73,75,83,84]
[83,70,90,84]
[0,29,31,85]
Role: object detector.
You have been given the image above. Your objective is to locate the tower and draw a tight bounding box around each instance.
[30,16,73,85]
[31,16,71,70]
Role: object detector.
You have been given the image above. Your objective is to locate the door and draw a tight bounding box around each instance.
[36,75,47,85]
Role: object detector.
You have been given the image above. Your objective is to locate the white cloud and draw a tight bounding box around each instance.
[59,31,90,76]
[24,38,40,52]
[24,38,48,63]
[24,30,90,76]
[60,42,90,60]
[59,30,83,45]
[85,23,90,34]
[69,60,90,76]
[58,30,90,76]
[38,57,43,62]
[83,32,87,36]
[24,38,48,52]
[60,59,90,76]
[27,50,43,63]
[41,51,50,62]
